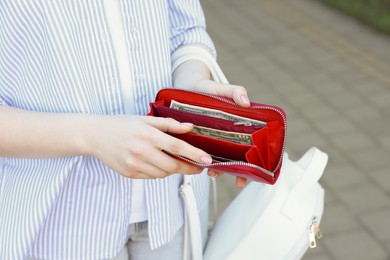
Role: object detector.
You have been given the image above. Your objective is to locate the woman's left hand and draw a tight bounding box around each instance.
[173,59,250,189]
[192,80,250,189]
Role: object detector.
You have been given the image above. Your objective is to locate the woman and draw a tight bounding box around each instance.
[0,1,249,259]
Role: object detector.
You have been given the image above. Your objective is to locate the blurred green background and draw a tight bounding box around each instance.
[319,0,390,34]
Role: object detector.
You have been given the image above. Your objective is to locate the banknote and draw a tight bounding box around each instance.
[192,125,253,145]
[210,154,236,163]
[170,100,266,127]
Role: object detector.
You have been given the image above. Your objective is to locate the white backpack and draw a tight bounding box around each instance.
[204,147,327,260]
[181,147,328,260]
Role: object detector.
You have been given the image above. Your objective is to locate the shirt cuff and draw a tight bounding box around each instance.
[171,27,217,59]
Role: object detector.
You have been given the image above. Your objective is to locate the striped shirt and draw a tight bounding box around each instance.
[0,1,215,259]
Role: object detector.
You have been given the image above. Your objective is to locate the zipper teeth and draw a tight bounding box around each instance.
[171,88,287,177]
[176,155,274,177]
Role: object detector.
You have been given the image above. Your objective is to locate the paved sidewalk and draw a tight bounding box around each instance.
[203,0,390,259]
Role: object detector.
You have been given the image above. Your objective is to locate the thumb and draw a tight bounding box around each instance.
[194,80,251,108]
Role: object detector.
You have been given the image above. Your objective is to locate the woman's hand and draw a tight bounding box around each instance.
[183,78,250,189]
[0,105,212,179]
[84,115,213,179]
[173,58,250,188]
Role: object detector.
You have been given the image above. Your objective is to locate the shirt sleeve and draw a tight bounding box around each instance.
[169,0,217,58]
[0,99,7,106]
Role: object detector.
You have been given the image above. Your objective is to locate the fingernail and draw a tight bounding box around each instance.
[207,170,217,177]
[201,156,212,164]
[181,122,194,127]
[240,95,250,105]
[208,170,222,178]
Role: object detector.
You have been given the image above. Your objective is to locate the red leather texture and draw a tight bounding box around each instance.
[148,88,286,184]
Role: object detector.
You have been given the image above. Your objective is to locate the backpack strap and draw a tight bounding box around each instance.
[174,45,227,260]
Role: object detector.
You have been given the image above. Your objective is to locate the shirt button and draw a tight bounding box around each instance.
[131,27,137,33]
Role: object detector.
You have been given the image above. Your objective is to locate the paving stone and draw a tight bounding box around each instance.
[321,164,369,190]
[336,70,371,86]
[323,188,338,206]
[250,91,286,107]
[319,146,348,168]
[313,116,356,136]
[352,79,388,96]
[348,148,390,173]
[298,72,335,88]
[287,131,329,152]
[370,168,390,193]
[323,61,356,75]
[343,104,382,123]
[303,254,333,260]
[329,131,375,152]
[360,209,390,241]
[323,230,388,260]
[287,91,327,108]
[386,242,390,254]
[302,243,327,259]
[336,184,390,214]
[300,104,339,121]
[327,91,364,109]
[354,117,390,138]
[320,203,360,235]
[285,116,313,136]
[369,92,390,111]
[312,82,349,98]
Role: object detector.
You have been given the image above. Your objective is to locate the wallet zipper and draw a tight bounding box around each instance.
[170,89,287,179]
[174,154,275,178]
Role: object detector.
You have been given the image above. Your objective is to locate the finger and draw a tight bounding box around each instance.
[147,127,212,165]
[172,159,204,175]
[163,135,212,164]
[143,147,203,175]
[142,116,194,134]
[129,172,157,179]
[214,83,251,108]
[235,176,248,189]
[194,80,251,108]
[207,169,224,178]
[122,156,171,179]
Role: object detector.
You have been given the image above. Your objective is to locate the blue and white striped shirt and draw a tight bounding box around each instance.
[0,1,215,259]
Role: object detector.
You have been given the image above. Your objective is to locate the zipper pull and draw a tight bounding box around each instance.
[308,222,317,248]
[308,217,322,248]
[234,121,253,126]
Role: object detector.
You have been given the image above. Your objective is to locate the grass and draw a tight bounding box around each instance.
[319,0,390,34]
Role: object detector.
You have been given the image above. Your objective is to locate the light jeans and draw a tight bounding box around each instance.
[111,207,208,260]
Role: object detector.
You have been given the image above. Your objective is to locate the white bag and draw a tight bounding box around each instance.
[203,147,328,260]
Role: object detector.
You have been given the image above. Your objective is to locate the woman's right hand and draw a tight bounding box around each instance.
[0,106,210,179]
[84,115,212,179]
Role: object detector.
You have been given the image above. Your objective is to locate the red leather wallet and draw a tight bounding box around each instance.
[148,88,286,184]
